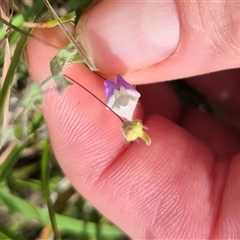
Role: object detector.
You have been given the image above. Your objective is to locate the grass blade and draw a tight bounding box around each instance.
[0,33,28,140]
[41,139,61,239]
[0,143,26,183]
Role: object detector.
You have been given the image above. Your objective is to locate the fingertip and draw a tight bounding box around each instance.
[77,1,179,75]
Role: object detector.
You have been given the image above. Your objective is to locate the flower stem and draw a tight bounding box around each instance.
[63,74,124,123]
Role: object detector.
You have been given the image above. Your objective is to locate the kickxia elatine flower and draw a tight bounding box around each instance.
[104,74,140,121]
[63,74,151,145]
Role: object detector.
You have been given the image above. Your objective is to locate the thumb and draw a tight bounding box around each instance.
[77,1,240,84]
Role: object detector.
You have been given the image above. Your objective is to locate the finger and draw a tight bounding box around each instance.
[26,25,128,161]
[137,82,182,122]
[180,108,240,159]
[77,1,240,84]
[211,153,240,239]
[27,27,226,239]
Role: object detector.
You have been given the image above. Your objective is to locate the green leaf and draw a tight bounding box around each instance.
[42,11,76,28]
[0,33,28,136]
[0,143,26,183]
[50,42,83,92]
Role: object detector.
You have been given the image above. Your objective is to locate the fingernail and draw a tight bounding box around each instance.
[76,1,179,72]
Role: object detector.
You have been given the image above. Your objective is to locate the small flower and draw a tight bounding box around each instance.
[104,74,140,120]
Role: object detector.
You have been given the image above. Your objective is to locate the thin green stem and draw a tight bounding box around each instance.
[41,139,61,240]
[64,74,124,123]
[43,0,98,71]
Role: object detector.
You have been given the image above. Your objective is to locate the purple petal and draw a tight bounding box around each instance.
[116,74,136,92]
[104,80,117,103]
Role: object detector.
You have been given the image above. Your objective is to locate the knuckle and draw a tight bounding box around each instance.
[200,2,240,56]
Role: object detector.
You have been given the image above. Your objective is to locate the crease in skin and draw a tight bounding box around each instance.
[96,137,137,185]
[208,158,230,239]
[197,1,240,56]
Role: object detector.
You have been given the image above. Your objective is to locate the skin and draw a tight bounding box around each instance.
[26,1,240,239]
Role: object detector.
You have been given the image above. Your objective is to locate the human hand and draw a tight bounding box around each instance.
[26,2,240,239]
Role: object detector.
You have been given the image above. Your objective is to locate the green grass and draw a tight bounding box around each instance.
[0,1,127,239]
